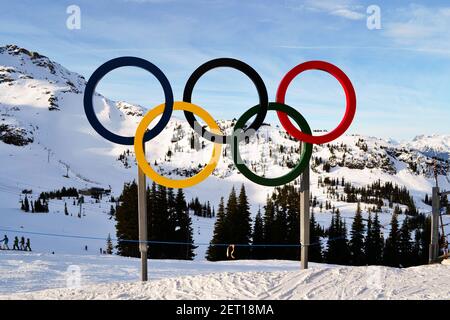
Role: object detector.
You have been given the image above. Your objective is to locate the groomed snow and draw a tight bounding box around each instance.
[0,252,448,300]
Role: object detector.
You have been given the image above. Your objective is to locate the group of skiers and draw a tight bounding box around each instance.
[0,235,32,251]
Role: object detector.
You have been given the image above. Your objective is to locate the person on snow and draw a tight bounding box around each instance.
[20,237,25,250]
[1,235,9,250]
[13,237,19,250]
[226,244,236,260]
[25,238,31,251]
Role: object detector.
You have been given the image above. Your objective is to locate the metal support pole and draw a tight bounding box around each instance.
[138,144,148,281]
[300,164,310,270]
[429,186,440,264]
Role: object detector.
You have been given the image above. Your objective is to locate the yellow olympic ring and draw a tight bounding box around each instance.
[134,101,222,188]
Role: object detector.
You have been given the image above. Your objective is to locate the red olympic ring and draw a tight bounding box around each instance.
[276,60,356,145]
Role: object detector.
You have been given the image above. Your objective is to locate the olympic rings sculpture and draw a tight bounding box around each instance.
[84,57,356,188]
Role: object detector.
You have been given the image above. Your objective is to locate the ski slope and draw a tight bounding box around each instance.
[0,252,448,300]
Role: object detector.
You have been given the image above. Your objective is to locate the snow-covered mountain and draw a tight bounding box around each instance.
[405,135,450,161]
[0,251,448,299]
[0,45,449,256]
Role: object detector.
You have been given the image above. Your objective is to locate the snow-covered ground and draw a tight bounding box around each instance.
[0,252,448,300]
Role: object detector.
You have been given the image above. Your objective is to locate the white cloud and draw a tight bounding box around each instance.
[331,8,365,20]
[301,0,365,20]
[385,4,450,49]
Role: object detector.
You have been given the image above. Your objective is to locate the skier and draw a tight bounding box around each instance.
[1,235,9,250]
[13,237,19,250]
[25,238,31,251]
[20,237,25,250]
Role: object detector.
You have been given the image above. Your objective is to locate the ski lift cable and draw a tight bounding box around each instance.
[0,226,343,248]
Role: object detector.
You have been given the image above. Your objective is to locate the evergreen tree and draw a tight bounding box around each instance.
[365,212,373,263]
[393,205,402,215]
[384,213,400,267]
[109,205,116,219]
[206,197,227,261]
[23,196,30,212]
[149,184,170,259]
[263,196,276,258]
[115,181,139,257]
[273,200,289,260]
[409,214,431,265]
[420,216,431,264]
[325,210,350,265]
[399,217,412,267]
[325,212,338,263]
[339,221,351,264]
[106,233,113,254]
[309,208,322,262]
[251,208,265,259]
[411,228,422,265]
[286,186,300,260]
[206,201,212,218]
[194,197,201,216]
[166,188,177,258]
[368,212,384,264]
[173,188,196,260]
[224,186,238,242]
[219,185,253,259]
[20,196,30,212]
[349,202,366,265]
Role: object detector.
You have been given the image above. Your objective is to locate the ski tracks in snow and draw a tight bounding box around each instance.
[2,264,449,300]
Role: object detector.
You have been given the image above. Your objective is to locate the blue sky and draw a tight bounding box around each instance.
[1,0,450,140]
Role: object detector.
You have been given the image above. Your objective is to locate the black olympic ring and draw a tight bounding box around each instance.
[84,56,174,146]
[182,58,269,144]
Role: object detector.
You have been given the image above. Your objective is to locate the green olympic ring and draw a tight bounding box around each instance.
[232,102,312,187]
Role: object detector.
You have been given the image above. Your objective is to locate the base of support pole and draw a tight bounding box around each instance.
[141,250,148,281]
[301,245,308,270]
